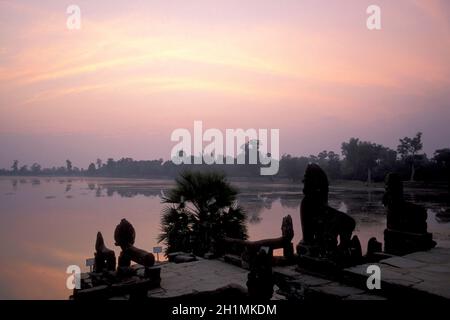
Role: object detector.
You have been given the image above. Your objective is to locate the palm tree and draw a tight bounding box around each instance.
[159,170,247,256]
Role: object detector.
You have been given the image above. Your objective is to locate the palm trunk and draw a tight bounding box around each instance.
[367,168,372,185]
[410,163,415,182]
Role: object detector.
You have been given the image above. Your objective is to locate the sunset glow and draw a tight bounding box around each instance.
[1,0,449,167]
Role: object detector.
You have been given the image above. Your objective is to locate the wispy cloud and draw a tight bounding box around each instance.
[0,0,449,165]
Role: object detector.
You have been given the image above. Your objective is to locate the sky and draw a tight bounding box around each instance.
[0,0,449,168]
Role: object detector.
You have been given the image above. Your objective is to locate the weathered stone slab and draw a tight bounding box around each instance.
[273,265,381,300]
[412,280,450,300]
[345,264,371,276]
[405,251,450,264]
[74,285,110,300]
[167,252,197,263]
[380,268,422,287]
[305,283,365,301]
[344,248,450,300]
[273,266,299,278]
[293,275,333,287]
[410,269,447,282]
[382,256,427,269]
[312,283,365,298]
[148,259,248,299]
[223,254,243,268]
[427,247,450,256]
[420,264,450,274]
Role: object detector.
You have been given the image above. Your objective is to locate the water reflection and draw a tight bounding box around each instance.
[6,177,450,221]
[1,177,449,299]
[435,208,450,223]
[96,186,102,197]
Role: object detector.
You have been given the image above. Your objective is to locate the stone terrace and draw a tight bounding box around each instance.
[147,259,249,299]
[344,247,450,300]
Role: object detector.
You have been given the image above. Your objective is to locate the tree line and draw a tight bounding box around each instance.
[280,133,449,185]
[1,132,449,186]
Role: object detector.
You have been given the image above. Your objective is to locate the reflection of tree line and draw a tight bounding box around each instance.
[329,191,385,215]
[2,134,449,192]
[89,183,164,198]
[8,178,449,224]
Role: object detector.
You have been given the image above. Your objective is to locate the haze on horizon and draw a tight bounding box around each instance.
[1,0,449,169]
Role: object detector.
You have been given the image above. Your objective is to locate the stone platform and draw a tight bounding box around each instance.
[273,265,386,300]
[147,259,249,299]
[73,248,450,301]
[148,259,386,301]
[344,247,450,301]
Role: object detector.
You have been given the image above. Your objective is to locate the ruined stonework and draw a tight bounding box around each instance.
[383,173,436,255]
[94,232,116,272]
[114,218,155,268]
[72,219,160,300]
[297,164,362,267]
[222,214,295,266]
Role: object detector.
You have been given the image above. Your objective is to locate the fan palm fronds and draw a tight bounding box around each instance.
[159,170,247,255]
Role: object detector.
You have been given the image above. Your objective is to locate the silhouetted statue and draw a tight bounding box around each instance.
[383,173,436,255]
[366,237,383,258]
[222,215,295,261]
[297,164,361,264]
[73,220,161,300]
[94,232,116,272]
[114,219,155,268]
[246,247,273,300]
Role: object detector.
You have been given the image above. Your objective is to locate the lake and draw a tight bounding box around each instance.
[0,176,449,299]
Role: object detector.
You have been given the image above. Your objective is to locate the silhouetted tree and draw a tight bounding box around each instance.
[1,133,447,183]
[96,158,103,169]
[31,163,41,174]
[19,165,28,174]
[397,132,423,181]
[66,160,73,173]
[313,150,341,179]
[106,158,115,175]
[238,140,262,176]
[342,138,395,183]
[11,160,19,173]
[279,154,309,182]
[159,171,247,255]
[88,163,96,174]
[434,148,450,191]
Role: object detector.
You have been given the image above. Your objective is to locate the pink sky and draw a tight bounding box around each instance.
[0,0,449,168]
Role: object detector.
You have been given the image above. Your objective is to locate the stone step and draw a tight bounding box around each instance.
[273,265,385,301]
[343,247,450,301]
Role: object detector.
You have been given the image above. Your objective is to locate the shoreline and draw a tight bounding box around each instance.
[1,174,448,191]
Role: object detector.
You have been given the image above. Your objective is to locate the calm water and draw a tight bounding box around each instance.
[0,176,449,299]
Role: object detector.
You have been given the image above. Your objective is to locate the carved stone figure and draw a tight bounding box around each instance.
[222,215,295,261]
[94,232,116,272]
[114,218,136,248]
[246,247,274,300]
[297,164,361,264]
[383,173,436,255]
[114,219,155,268]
